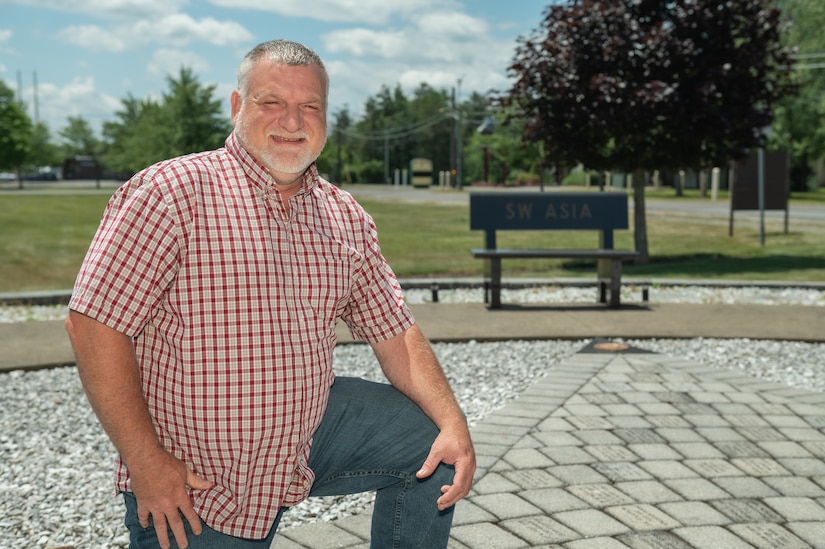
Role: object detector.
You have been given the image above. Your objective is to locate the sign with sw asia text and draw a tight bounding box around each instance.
[470,192,629,231]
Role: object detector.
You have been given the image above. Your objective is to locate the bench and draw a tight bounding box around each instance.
[470,191,640,309]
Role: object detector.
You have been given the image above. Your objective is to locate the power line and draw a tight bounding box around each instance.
[339,112,453,141]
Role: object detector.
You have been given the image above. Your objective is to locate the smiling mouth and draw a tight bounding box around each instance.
[271,135,306,143]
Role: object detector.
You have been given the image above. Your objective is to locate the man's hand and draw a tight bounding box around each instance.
[130,447,214,549]
[415,424,476,511]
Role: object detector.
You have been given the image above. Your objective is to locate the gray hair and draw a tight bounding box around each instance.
[237,39,328,101]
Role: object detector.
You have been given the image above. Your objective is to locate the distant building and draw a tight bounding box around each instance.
[62,156,101,180]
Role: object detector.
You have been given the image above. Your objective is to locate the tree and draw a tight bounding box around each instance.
[59,116,101,158]
[27,122,62,169]
[0,80,33,178]
[499,0,796,262]
[102,67,231,174]
[772,0,825,191]
[162,67,230,155]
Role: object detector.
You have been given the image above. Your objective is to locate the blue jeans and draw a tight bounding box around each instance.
[123,377,455,548]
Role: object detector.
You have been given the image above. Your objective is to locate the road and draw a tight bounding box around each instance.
[3,179,824,225]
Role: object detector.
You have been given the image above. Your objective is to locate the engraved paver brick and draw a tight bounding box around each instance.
[714,477,779,498]
[716,441,770,458]
[553,509,630,537]
[614,480,683,504]
[613,429,665,445]
[502,468,564,490]
[617,530,693,549]
[605,504,681,531]
[664,477,731,501]
[566,416,616,430]
[724,414,770,427]
[684,459,746,478]
[567,484,635,508]
[500,515,580,546]
[583,393,626,405]
[450,522,528,549]
[645,415,692,428]
[738,426,787,442]
[521,487,589,514]
[593,462,653,482]
[659,501,730,526]
[730,458,792,477]
[763,496,825,521]
[585,445,639,462]
[728,523,810,549]
[673,526,755,548]
[710,499,784,522]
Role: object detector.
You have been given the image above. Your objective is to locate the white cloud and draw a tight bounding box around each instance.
[207,0,457,25]
[0,29,13,42]
[15,0,186,19]
[133,14,253,47]
[58,25,128,52]
[20,76,121,133]
[57,14,253,52]
[148,49,210,76]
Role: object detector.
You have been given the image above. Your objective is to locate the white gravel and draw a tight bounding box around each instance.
[2,284,824,548]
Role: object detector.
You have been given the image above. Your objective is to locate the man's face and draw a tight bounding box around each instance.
[231,60,327,184]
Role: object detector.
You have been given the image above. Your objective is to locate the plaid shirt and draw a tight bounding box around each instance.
[69,132,415,538]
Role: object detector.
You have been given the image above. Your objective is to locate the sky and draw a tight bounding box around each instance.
[0,0,549,137]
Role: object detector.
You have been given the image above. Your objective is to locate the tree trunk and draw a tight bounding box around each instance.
[632,168,649,264]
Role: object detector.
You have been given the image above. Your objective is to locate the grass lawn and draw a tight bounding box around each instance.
[1,191,823,293]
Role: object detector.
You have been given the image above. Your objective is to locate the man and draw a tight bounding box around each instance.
[65,39,475,549]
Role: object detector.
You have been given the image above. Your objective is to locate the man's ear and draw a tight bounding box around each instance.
[230,91,242,124]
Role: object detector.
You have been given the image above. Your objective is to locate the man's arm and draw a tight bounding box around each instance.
[65,310,212,549]
[370,324,476,510]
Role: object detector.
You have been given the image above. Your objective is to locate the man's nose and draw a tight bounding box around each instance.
[279,106,303,132]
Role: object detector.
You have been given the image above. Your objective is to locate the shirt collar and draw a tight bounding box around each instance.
[225,131,320,195]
